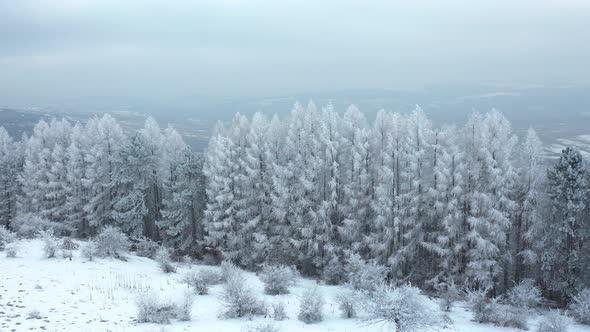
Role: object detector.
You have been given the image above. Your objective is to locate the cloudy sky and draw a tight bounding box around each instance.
[1,0,589,106]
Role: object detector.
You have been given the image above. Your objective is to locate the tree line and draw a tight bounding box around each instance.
[0,102,588,303]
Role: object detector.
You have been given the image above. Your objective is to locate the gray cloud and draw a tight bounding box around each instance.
[1,0,589,106]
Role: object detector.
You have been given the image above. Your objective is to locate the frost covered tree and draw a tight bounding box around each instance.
[158,135,206,254]
[540,147,589,301]
[0,128,21,229]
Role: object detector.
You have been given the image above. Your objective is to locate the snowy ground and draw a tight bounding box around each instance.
[1,239,589,332]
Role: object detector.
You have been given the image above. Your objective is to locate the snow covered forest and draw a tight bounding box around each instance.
[1,101,589,311]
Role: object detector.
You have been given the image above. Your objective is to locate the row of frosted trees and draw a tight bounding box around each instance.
[0,102,589,302]
[0,115,206,253]
[203,102,590,301]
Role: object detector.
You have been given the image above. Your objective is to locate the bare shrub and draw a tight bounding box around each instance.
[345,254,387,292]
[271,301,287,321]
[537,311,571,332]
[569,288,590,325]
[219,272,266,318]
[155,247,176,273]
[298,287,324,324]
[335,290,357,318]
[39,230,59,258]
[61,237,79,250]
[362,284,440,332]
[507,279,542,309]
[94,226,128,258]
[81,241,96,261]
[136,291,193,324]
[259,265,298,295]
[184,271,210,295]
[0,226,17,250]
[5,242,18,258]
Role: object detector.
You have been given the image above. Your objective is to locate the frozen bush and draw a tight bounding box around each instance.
[245,321,281,332]
[81,241,96,261]
[467,288,495,323]
[490,304,529,330]
[136,291,193,324]
[0,226,17,250]
[435,282,461,312]
[335,290,357,318]
[220,261,241,282]
[176,291,194,321]
[27,309,42,319]
[219,272,266,318]
[537,311,571,332]
[569,288,590,325]
[39,230,59,258]
[62,249,73,260]
[298,287,324,324]
[507,279,542,309]
[94,226,129,258]
[323,256,347,285]
[5,242,18,258]
[133,236,159,258]
[61,237,79,250]
[12,213,61,238]
[259,265,298,295]
[155,247,176,273]
[362,284,440,332]
[198,268,223,285]
[184,271,210,295]
[345,253,387,292]
[271,301,287,321]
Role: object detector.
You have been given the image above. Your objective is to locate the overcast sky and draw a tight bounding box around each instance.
[1,0,589,106]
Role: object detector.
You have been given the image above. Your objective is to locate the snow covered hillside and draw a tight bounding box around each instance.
[1,239,588,332]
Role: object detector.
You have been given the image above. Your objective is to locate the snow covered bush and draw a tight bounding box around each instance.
[220,261,241,282]
[298,287,324,324]
[12,213,61,239]
[507,279,542,309]
[245,321,281,332]
[61,237,79,250]
[81,241,96,261]
[335,290,357,318]
[0,226,16,251]
[323,256,347,285]
[39,230,59,258]
[133,236,159,258]
[467,288,495,323]
[345,253,387,292]
[537,311,571,332]
[135,291,193,324]
[271,301,287,321]
[490,304,529,330]
[27,309,42,319]
[5,242,18,258]
[569,288,590,325]
[434,282,461,312]
[219,271,266,318]
[155,247,176,273]
[184,269,223,295]
[362,284,440,332]
[94,226,129,259]
[259,265,298,295]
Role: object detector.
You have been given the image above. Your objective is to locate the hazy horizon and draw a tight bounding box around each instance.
[1,0,590,107]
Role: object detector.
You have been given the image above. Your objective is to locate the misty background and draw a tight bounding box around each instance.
[1,0,589,155]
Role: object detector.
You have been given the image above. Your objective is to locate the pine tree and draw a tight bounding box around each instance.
[541,147,589,301]
[0,127,21,229]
